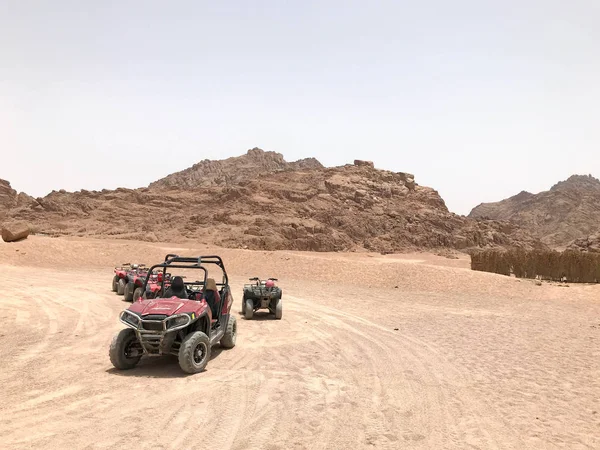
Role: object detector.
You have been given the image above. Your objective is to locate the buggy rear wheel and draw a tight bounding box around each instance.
[133,287,143,302]
[274,298,282,320]
[109,329,142,370]
[124,282,134,301]
[244,299,254,320]
[179,331,211,374]
[112,275,119,292]
[117,278,126,295]
[220,316,237,348]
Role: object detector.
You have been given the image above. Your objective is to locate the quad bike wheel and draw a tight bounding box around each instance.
[274,298,282,320]
[220,316,237,348]
[117,278,126,296]
[133,287,144,302]
[124,282,135,302]
[112,275,119,292]
[179,331,211,374]
[244,299,254,320]
[109,328,142,370]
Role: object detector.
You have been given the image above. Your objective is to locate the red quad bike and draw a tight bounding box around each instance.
[242,277,282,320]
[112,263,147,297]
[128,253,179,302]
[123,270,150,301]
[109,256,237,374]
[112,263,131,294]
[140,271,172,301]
[121,254,178,301]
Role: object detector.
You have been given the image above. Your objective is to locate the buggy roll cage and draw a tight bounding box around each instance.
[141,255,230,294]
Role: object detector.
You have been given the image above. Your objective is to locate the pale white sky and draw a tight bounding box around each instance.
[1,1,599,215]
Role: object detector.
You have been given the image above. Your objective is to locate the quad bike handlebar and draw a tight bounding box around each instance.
[117,263,148,270]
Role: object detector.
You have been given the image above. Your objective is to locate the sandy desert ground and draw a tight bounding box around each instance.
[0,236,599,449]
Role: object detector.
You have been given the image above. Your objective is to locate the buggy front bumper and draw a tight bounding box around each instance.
[119,310,191,355]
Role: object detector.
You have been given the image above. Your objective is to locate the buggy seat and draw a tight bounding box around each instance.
[204,278,221,320]
[164,276,187,299]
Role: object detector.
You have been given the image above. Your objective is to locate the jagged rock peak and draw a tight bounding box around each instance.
[150,147,324,189]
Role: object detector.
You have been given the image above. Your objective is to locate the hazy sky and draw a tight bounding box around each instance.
[1,1,599,215]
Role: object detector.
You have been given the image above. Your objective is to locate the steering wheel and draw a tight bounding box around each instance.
[187,289,203,301]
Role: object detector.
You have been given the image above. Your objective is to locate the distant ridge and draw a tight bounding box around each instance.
[469,175,600,247]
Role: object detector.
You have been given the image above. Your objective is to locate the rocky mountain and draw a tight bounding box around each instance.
[2,148,544,253]
[469,175,600,247]
[150,147,323,189]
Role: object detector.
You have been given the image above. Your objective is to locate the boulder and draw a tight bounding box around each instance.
[354,160,374,168]
[1,221,31,242]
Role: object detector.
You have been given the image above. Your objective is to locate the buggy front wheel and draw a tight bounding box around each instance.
[112,275,119,292]
[109,329,142,370]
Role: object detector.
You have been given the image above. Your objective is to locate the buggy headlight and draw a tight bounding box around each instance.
[167,315,190,329]
[121,311,140,328]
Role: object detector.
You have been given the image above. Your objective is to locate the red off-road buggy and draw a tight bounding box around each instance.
[109,255,237,374]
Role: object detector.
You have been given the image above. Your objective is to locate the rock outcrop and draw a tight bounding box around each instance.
[0,179,18,218]
[469,175,600,247]
[567,232,600,253]
[150,147,323,189]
